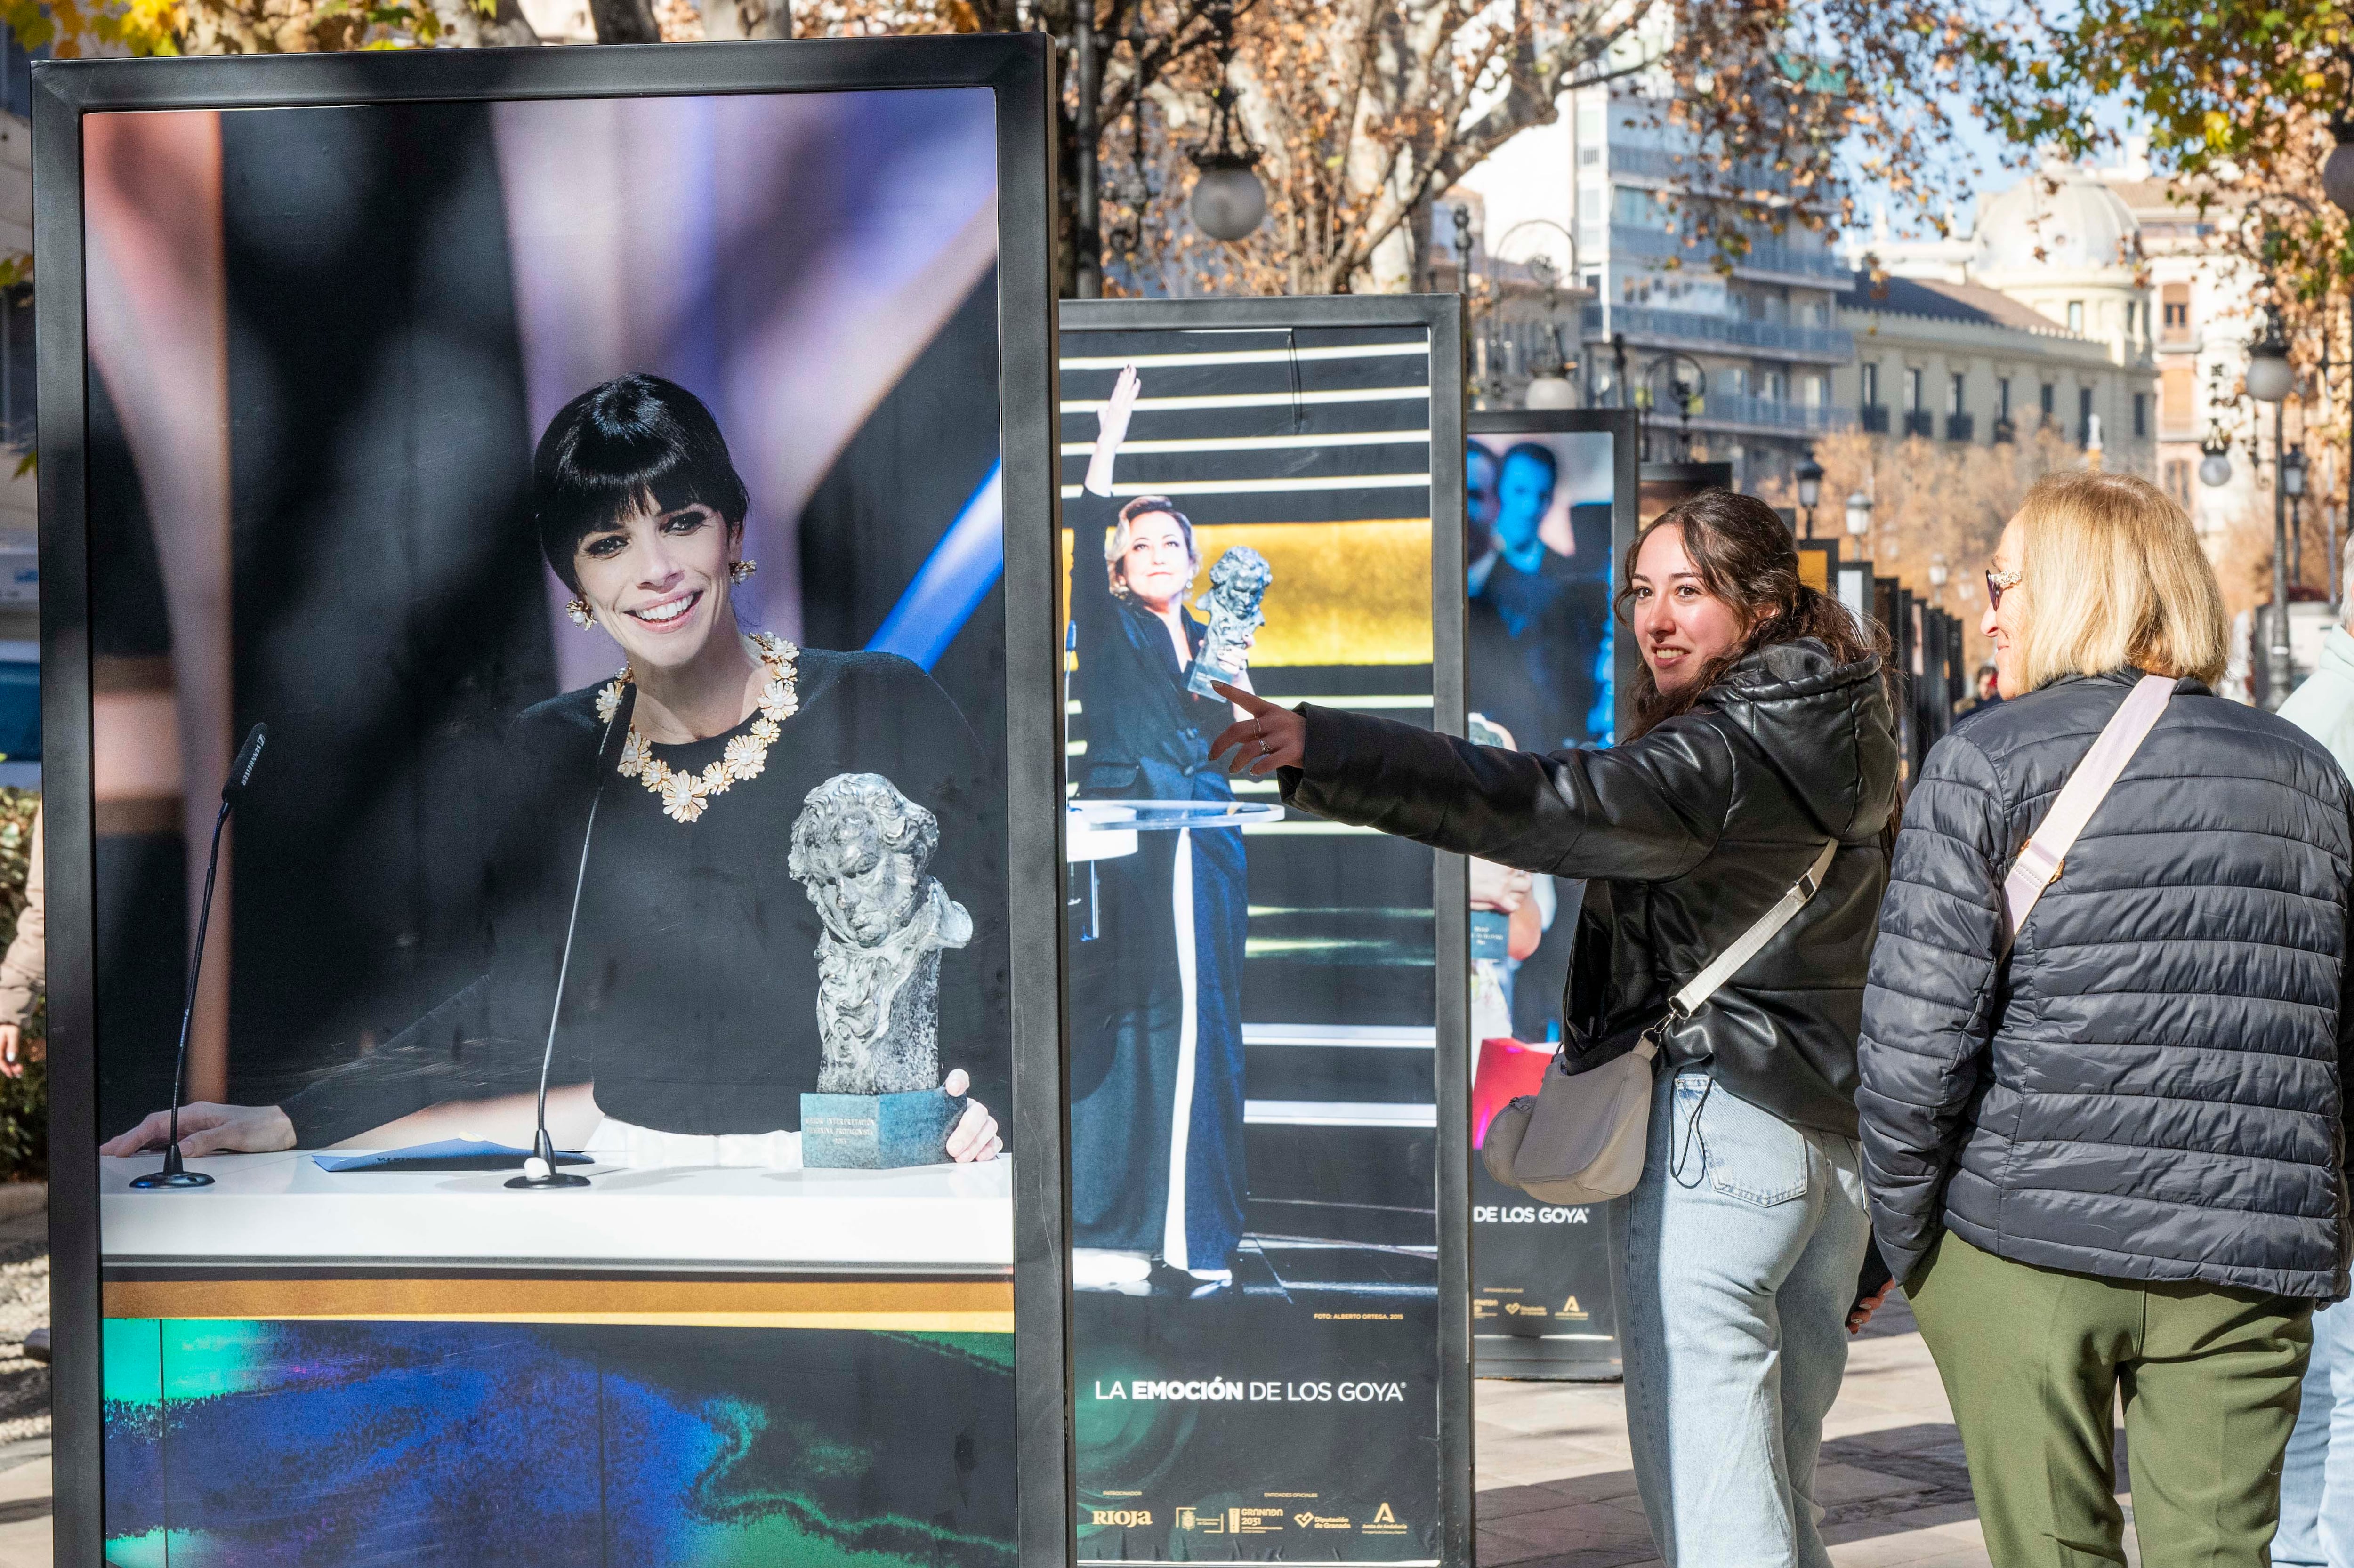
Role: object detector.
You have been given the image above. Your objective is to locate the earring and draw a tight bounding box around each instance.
[729,559,758,585]
[566,598,595,629]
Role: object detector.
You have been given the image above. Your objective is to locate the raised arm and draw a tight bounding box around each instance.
[1855,734,2008,1285]
[1211,689,1733,883]
[1068,365,1139,656]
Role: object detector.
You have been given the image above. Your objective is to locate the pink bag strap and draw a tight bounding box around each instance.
[2001,673,2175,947]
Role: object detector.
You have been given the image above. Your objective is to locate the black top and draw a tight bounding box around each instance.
[1067,486,1240,802]
[280,649,1009,1143]
[1285,639,1898,1138]
[1862,669,2354,1300]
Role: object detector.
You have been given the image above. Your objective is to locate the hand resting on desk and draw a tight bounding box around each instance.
[100,1102,295,1158]
[101,1070,1002,1163]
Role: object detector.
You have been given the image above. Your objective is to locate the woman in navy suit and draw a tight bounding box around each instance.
[1067,364,1251,1295]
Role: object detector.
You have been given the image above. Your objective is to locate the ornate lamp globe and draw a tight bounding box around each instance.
[1523,374,1575,410]
[2282,448,2308,498]
[1190,155,1266,242]
[2198,426,2233,487]
[1795,458,1823,512]
[2326,121,2354,219]
[1844,491,1873,538]
[2246,329,2294,404]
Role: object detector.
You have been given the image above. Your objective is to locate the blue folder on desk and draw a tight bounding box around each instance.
[312,1139,594,1173]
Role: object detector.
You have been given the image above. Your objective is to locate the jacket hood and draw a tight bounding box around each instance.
[1699,638,1899,840]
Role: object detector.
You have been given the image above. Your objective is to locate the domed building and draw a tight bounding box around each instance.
[1837,158,2158,472]
[1969,163,2148,354]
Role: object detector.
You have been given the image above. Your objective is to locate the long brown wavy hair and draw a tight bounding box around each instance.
[1615,489,1888,739]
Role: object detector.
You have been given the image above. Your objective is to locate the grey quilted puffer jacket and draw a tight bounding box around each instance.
[1858,668,2354,1301]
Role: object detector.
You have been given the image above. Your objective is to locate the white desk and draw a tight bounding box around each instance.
[99,1151,1014,1272]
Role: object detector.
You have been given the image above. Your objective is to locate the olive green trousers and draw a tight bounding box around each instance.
[1906,1231,2313,1568]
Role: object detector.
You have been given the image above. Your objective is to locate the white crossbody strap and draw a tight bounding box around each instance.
[1659,837,1839,1029]
[2002,673,2175,943]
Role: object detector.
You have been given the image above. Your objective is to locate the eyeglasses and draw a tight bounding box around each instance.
[1985,568,2021,609]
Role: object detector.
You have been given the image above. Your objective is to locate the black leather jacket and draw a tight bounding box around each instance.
[1283,639,1899,1136]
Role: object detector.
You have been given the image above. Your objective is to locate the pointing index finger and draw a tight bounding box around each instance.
[1209,680,1267,713]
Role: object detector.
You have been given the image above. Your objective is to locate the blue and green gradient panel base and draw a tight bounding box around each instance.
[101,1319,1015,1567]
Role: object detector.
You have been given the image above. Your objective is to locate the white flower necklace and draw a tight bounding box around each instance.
[596,631,799,824]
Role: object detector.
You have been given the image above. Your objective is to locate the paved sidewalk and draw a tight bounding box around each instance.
[1475,1296,2144,1568]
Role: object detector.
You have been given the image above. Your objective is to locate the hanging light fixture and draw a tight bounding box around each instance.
[2246,310,2295,404]
[2199,427,2234,488]
[1188,0,1266,242]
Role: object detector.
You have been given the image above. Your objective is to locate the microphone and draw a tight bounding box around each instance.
[507,690,630,1190]
[131,722,266,1190]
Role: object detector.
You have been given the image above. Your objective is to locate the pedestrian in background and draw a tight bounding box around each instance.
[0,804,43,1078]
[2270,537,2354,1568]
[1859,471,2350,1568]
[1217,490,1900,1568]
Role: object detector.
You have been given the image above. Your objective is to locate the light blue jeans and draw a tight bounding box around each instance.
[2277,1297,2354,1567]
[1611,1071,1872,1568]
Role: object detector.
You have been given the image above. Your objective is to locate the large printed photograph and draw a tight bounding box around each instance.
[1461,418,1628,1379]
[1059,317,1445,1561]
[72,77,1024,1565]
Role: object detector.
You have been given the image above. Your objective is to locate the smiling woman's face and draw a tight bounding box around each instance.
[573,500,738,673]
[1119,511,1195,613]
[1628,522,1749,695]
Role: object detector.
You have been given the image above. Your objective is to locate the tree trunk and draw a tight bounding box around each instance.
[430,0,540,46]
[590,0,661,43]
[698,0,789,39]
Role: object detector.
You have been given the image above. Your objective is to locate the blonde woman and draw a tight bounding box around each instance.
[1858,471,2353,1568]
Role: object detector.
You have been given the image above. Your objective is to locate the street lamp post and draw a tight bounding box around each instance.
[1637,352,1707,461]
[1844,490,1873,542]
[2248,309,2295,707]
[1451,204,1483,402]
[1796,458,1823,539]
[2323,118,2354,615]
[2285,447,2310,589]
[1074,0,1101,298]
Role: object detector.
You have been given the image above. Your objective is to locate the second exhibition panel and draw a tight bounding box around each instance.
[38,38,1068,1568]
[1460,409,1637,1382]
[1057,294,1470,1567]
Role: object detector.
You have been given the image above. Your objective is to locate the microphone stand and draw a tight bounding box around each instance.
[507,688,630,1190]
[132,723,266,1190]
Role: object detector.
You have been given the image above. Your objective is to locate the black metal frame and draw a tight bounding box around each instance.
[32,37,1070,1567]
[1058,291,1472,1567]
[1465,408,1642,739]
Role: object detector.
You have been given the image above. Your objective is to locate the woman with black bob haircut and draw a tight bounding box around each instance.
[1216,490,1901,1568]
[104,372,1009,1169]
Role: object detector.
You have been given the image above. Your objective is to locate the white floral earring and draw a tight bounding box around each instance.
[566,597,595,629]
[729,559,757,584]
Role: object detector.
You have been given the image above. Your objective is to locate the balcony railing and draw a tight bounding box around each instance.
[1607,141,1791,196]
[1945,413,1975,443]
[1603,221,1846,282]
[1860,405,1890,434]
[1582,304,1854,362]
[1679,392,1855,435]
[1903,410,1935,438]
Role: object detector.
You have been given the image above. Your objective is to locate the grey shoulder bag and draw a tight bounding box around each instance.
[1481,838,1839,1205]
